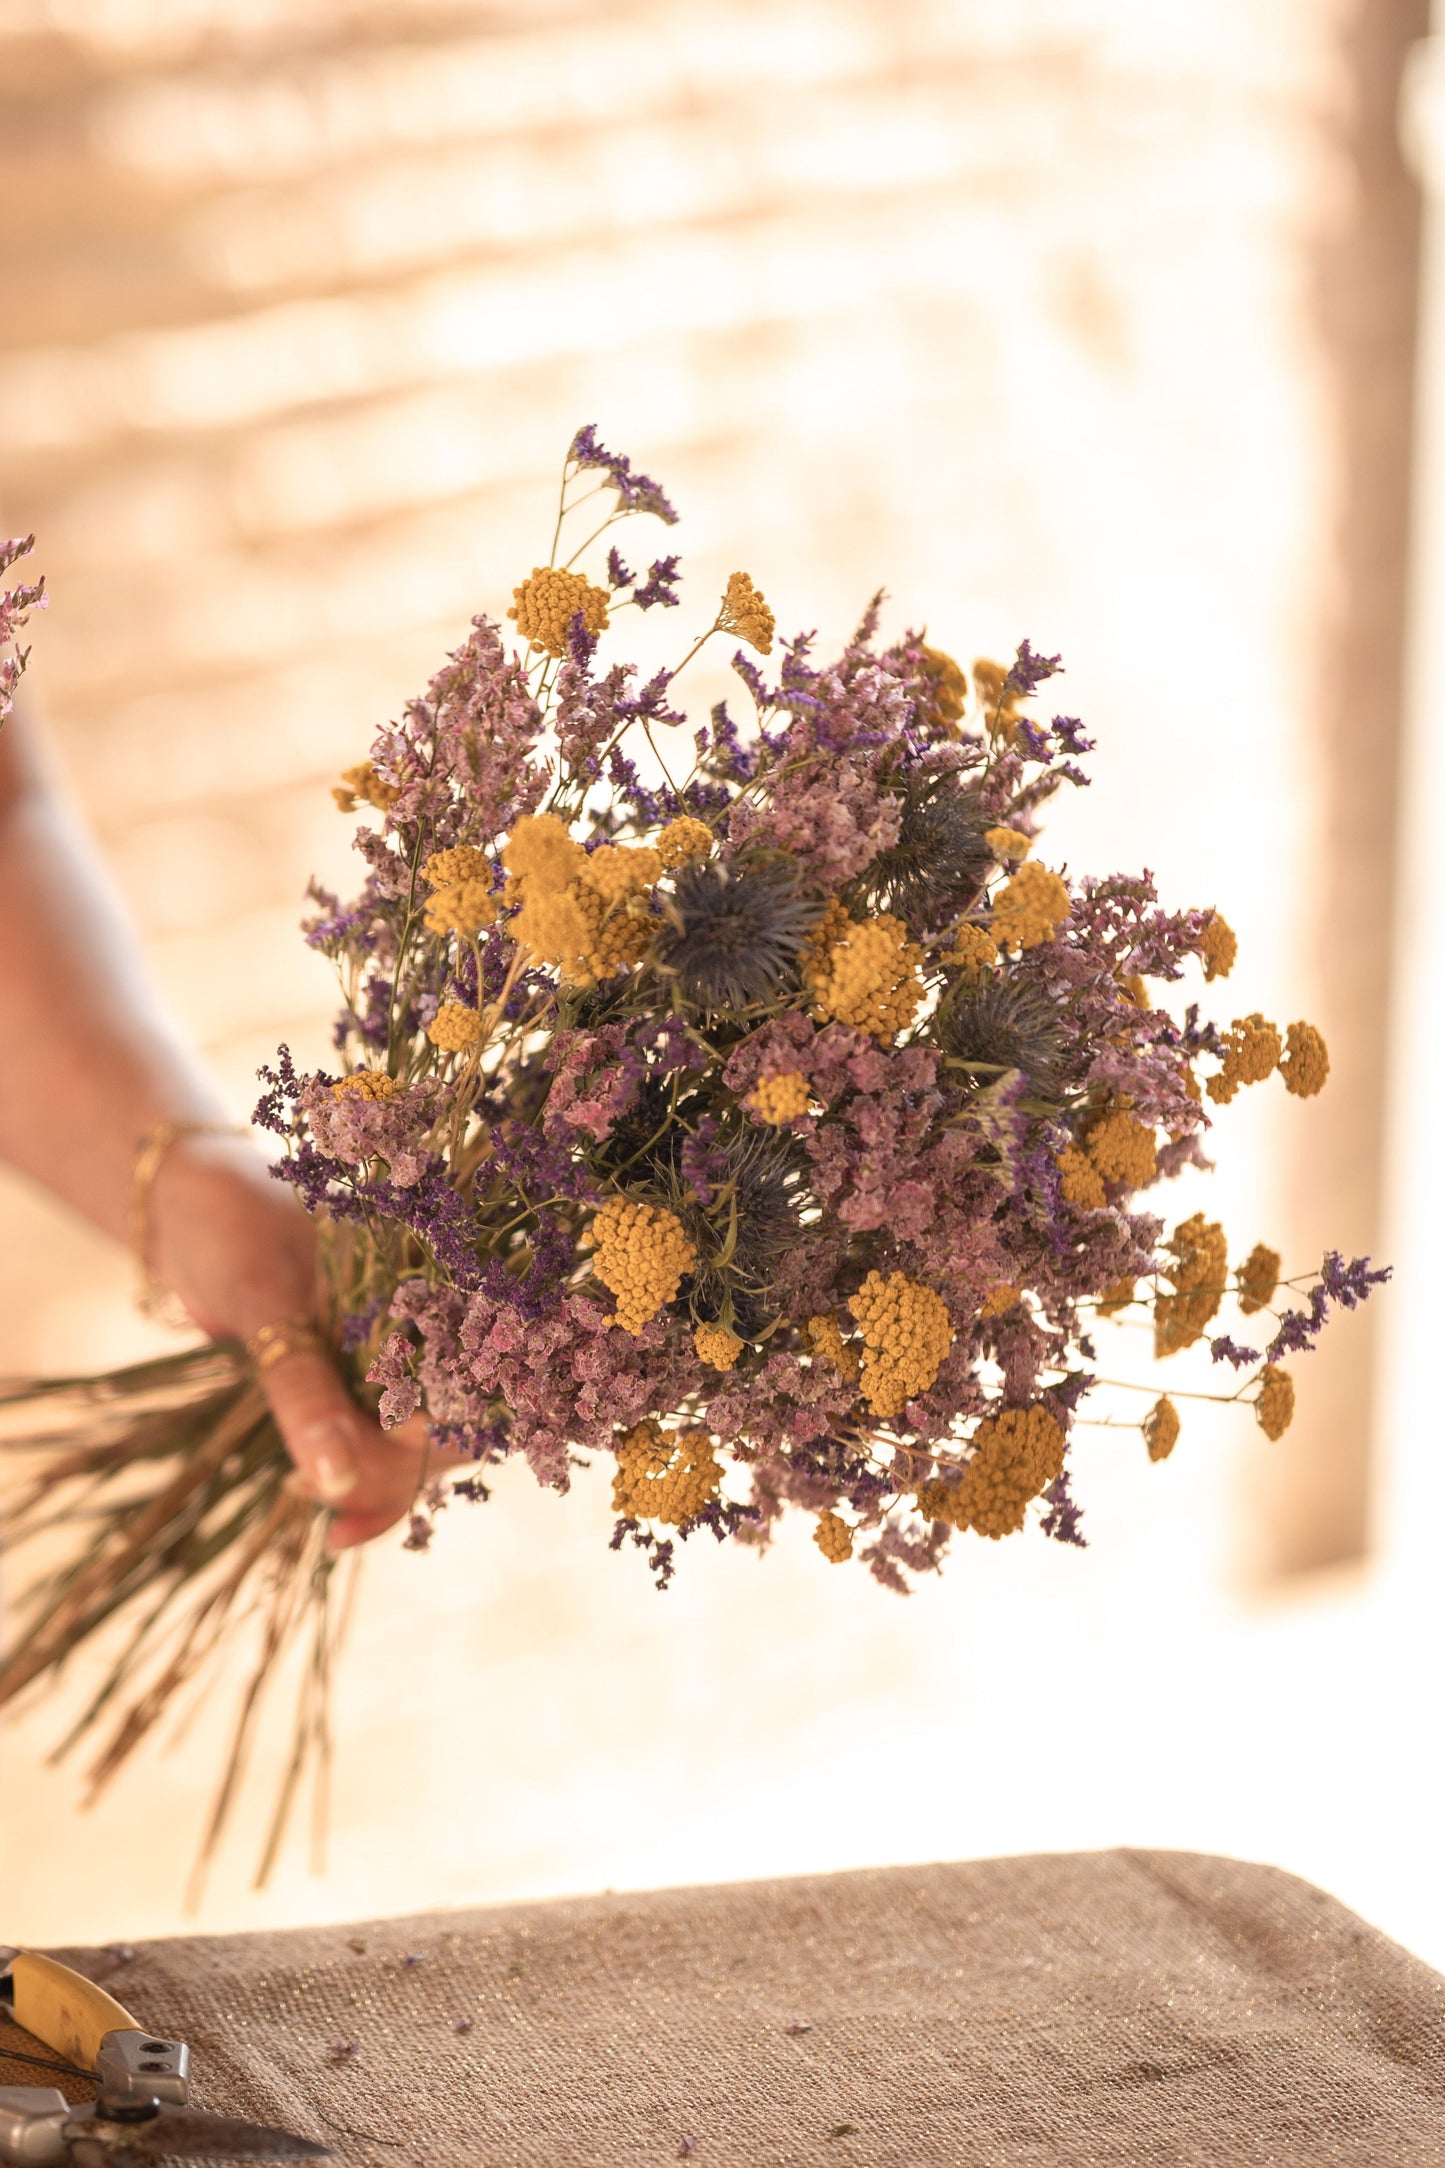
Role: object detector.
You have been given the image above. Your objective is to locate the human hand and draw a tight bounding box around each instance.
[148,1132,438,1548]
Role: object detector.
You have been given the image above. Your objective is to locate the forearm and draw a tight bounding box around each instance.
[0,700,227,1244]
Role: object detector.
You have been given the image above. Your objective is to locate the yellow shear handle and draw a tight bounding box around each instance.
[12,1952,142,2068]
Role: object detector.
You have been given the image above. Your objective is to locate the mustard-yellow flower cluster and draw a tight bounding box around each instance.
[656,815,713,868]
[1207,1013,1282,1106]
[1084,1107,1158,1191]
[919,1404,1065,1540]
[719,571,775,655]
[1098,1276,1136,1315]
[503,815,659,986]
[1154,1212,1229,1356]
[1279,1020,1329,1099]
[804,1312,861,1383]
[746,1071,811,1124]
[694,1322,743,1371]
[423,845,499,939]
[813,1511,854,1563]
[332,760,399,814]
[848,1270,954,1419]
[806,912,924,1040]
[1256,1364,1295,1440]
[427,1001,482,1053]
[991,862,1070,952]
[979,1284,1021,1319]
[985,826,1032,861]
[1238,1242,1281,1317]
[1144,1396,1180,1463]
[611,1419,723,1526]
[589,1197,696,1334]
[972,657,1023,740]
[939,924,999,975]
[917,644,968,732]
[1057,1144,1106,1211]
[1198,910,1237,982]
[508,566,610,656]
[331,1070,399,1102]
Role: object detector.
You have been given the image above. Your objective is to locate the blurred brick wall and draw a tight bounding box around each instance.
[0,0,1425,1938]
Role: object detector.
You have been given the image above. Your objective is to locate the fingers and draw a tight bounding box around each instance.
[259,1349,364,1507]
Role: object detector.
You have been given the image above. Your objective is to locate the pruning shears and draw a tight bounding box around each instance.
[0,1951,328,2165]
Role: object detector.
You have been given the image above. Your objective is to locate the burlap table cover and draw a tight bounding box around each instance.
[8,1850,1445,2165]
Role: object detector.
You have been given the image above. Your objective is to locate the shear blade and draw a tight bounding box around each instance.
[74,2107,330,2161]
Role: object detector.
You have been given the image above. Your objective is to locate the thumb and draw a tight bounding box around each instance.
[259,1349,365,1505]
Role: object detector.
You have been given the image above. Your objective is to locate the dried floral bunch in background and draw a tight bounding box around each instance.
[0,433,1388,1867]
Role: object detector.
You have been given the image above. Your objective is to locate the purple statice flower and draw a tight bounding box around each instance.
[1209,1334,1262,1369]
[0,533,45,725]
[1003,639,1064,697]
[1039,1471,1087,1547]
[302,1074,444,1189]
[1015,717,1052,761]
[727,754,900,886]
[542,1023,644,1144]
[367,1330,422,1428]
[340,1298,383,1354]
[568,425,679,525]
[1266,1255,1390,1361]
[632,554,681,610]
[1051,715,1096,756]
[606,545,633,589]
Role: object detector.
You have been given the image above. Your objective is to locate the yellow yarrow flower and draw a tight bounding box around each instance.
[1198,910,1237,982]
[979,1284,1021,1319]
[1238,1242,1281,1317]
[423,846,489,889]
[916,644,969,732]
[918,1404,1065,1541]
[423,879,499,938]
[848,1270,954,1420]
[939,924,999,975]
[580,843,663,904]
[1056,1144,1106,1211]
[1256,1364,1295,1440]
[1207,1014,1282,1106]
[332,760,398,814]
[503,812,587,892]
[1143,1396,1180,1462]
[985,826,1032,861]
[1279,1020,1329,1099]
[656,815,713,868]
[803,1312,861,1383]
[427,1002,482,1053]
[813,1511,854,1563]
[1154,1213,1229,1356]
[1085,1108,1158,1191]
[508,566,610,656]
[991,861,1070,952]
[694,1321,744,1370]
[719,571,775,655]
[611,1419,722,1526]
[746,1071,811,1124]
[805,912,924,1040]
[589,1197,696,1334]
[330,1071,399,1102]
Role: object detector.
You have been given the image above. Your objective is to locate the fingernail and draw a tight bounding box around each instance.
[312,1453,359,1504]
[296,1422,359,1503]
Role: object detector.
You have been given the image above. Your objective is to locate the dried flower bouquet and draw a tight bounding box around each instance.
[0,439,1386,1868]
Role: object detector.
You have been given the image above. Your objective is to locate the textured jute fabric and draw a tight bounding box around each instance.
[9,1851,1445,2165]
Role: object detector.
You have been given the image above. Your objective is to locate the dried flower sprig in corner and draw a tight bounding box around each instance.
[0,431,1387,1873]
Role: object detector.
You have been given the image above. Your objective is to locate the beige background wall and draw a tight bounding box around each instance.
[0,0,1431,1959]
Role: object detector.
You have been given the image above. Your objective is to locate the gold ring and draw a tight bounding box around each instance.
[245,1319,324,1374]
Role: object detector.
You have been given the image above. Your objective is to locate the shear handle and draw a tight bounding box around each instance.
[10,1957,141,2071]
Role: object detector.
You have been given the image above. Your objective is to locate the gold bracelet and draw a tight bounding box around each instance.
[130,1117,246,1321]
[245,1318,325,1374]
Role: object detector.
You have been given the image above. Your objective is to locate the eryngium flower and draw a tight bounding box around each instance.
[654,855,817,1013]
[935,974,1068,1096]
[684,1128,812,1334]
[855,772,994,933]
